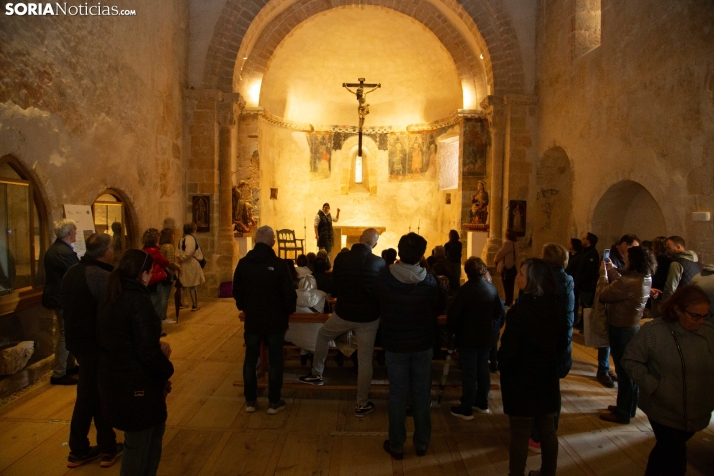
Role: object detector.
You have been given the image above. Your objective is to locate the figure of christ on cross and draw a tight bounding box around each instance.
[343,78,380,158]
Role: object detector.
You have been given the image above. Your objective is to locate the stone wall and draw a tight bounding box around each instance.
[537,0,714,259]
[0,0,189,240]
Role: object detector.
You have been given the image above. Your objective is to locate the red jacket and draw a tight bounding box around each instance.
[142,246,169,286]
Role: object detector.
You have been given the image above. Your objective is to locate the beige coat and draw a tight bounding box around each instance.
[176,235,205,288]
[597,269,651,328]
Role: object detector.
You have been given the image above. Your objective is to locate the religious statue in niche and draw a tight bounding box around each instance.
[307,131,332,179]
[462,118,489,177]
[508,200,527,237]
[469,181,489,225]
[192,195,210,233]
[231,180,256,233]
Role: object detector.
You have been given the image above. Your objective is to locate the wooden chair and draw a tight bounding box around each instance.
[276,229,305,259]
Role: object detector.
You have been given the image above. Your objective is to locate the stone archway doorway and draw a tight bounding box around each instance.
[591,180,666,250]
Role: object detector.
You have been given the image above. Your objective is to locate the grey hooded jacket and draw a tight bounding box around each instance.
[621,318,714,432]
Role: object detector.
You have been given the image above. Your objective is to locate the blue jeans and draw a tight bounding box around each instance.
[121,422,165,476]
[609,325,639,422]
[458,347,491,414]
[597,346,611,374]
[243,331,285,404]
[385,349,433,453]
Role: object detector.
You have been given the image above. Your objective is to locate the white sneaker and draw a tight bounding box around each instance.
[245,401,257,413]
[164,319,177,324]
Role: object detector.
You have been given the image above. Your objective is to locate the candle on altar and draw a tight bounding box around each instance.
[418,218,421,228]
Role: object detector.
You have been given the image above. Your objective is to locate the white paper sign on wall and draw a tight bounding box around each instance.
[63,205,96,258]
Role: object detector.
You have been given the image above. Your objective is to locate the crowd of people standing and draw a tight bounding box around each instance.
[40,213,713,476]
[42,219,205,474]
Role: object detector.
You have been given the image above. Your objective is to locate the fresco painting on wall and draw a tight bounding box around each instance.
[307,132,332,179]
[508,200,526,237]
[462,118,488,177]
[388,132,439,181]
[192,195,210,232]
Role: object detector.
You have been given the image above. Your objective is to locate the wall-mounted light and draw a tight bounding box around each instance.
[355,155,363,184]
[479,53,484,60]
[692,212,711,222]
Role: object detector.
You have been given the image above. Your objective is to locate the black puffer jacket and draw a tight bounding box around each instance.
[97,278,174,432]
[376,265,445,353]
[499,294,569,417]
[333,243,385,322]
[447,278,504,348]
[233,242,297,335]
[42,238,79,309]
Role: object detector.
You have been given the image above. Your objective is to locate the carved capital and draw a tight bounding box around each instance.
[479,95,507,130]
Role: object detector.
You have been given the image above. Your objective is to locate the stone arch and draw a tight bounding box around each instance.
[591,180,666,251]
[91,187,139,251]
[532,146,573,254]
[202,0,525,97]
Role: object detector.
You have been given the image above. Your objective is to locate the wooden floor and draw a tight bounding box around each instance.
[1,300,712,476]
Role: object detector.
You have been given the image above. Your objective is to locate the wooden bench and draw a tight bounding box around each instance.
[233,312,498,392]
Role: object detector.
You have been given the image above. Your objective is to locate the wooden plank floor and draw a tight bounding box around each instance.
[1,299,712,475]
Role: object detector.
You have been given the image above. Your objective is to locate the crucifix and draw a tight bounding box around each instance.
[343,78,380,183]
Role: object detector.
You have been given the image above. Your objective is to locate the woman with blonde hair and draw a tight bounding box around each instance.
[528,243,575,453]
[176,223,205,311]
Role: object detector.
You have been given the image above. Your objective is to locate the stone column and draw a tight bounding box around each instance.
[216,93,243,284]
[480,95,507,264]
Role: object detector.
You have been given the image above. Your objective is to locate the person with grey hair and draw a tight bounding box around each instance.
[233,226,297,414]
[61,233,123,467]
[300,228,385,418]
[43,218,80,385]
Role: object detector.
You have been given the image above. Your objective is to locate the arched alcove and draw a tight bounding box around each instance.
[591,180,666,250]
[92,188,138,263]
[532,146,573,253]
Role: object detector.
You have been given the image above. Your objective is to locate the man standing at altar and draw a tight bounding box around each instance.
[314,203,340,263]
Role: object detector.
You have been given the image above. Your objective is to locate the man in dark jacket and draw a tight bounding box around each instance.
[233,226,297,415]
[447,257,505,419]
[609,234,640,269]
[62,233,122,468]
[577,232,616,387]
[300,229,385,418]
[375,233,444,460]
[43,218,80,385]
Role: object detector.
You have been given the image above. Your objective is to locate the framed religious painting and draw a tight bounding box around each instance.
[192,195,210,232]
[508,200,526,237]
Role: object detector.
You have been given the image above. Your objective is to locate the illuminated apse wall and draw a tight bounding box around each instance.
[254,7,485,253]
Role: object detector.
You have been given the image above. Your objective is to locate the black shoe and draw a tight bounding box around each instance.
[597,372,615,388]
[160,332,167,337]
[67,446,101,468]
[50,375,78,385]
[609,372,618,382]
[66,366,80,376]
[355,401,375,418]
[383,440,403,460]
[299,372,324,386]
[416,447,428,457]
[100,442,124,468]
